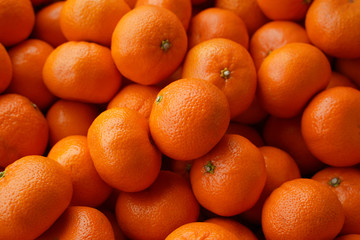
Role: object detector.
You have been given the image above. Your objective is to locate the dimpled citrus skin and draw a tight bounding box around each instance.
[0,43,12,93]
[149,78,231,161]
[0,155,73,240]
[257,42,331,118]
[111,5,188,85]
[43,41,122,104]
[262,178,345,240]
[37,206,115,240]
[165,222,241,240]
[301,87,360,167]
[0,0,35,47]
[87,107,162,192]
[182,38,257,118]
[115,171,200,240]
[0,94,49,167]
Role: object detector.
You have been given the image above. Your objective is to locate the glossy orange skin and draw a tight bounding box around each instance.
[257,0,311,21]
[336,58,360,87]
[111,5,187,85]
[33,1,67,47]
[263,115,325,176]
[182,38,257,118]
[250,20,310,70]
[7,39,56,110]
[43,41,122,103]
[313,167,360,234]
[214,0,269,35]
[88,107,162,192]
[165,222,241,240]
[116,171,200,240]
[60,0,130,46]
[302,87,360,167]
[242,146,301,224]
[226,122,264,147]
[0,0,35,46]
[107,83,160,119]
[0,94,48,167]
[336,235,360,240]
[149,78,230,161]
[0,155,73,240]
[326,72,358,90]
[262,178,345,240]
[258,42,331,118]
[205,218,257,240]
[232,96,268,124]
[135,0,192,30]
[37,206,115,240]
[48,135,112,207]
[190,134,266,216]
[46,99,99,146]
[305,0,360,58]
[0,43,12,93]
[188,8,249,49]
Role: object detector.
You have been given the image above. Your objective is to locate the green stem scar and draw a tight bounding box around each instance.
[204,161,215,174]
[0,170,6,179]
[329,177,341,187]
[185,163,192,173]
[220,68,231,79]
[161,40,172,52]
[155,95,163,104]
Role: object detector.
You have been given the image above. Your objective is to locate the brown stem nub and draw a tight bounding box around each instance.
[329,177,341,187]
[220,68,231,79]
[161,40,172,52]
[204,161,215,174]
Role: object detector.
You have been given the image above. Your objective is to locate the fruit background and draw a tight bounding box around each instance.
[0,0,360,239]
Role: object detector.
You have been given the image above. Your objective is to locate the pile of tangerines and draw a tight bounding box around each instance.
[1,0,360,239]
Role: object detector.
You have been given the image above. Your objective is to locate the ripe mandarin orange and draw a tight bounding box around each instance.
[262,178,345,240]
[0,155,73,240]
[190,134,266,216]
[326,72,358,90]
[0,0,35,46]
[88,107,162,192]
[257,42,331,118]
[263,115,325,176]
[250,20,309,70]
[107,83,160,119]
[188,8,249,49]
[215,0,269,35]
[182,38,257,118]
[302,87,360,167]
[43,41,122,103]
[135,0,192,30]
[48,135,113,207]
[165,222,241,240]
[37,206,115,240]
[231,96,268,124]
[0,43,12,93]
[32,1,67,47]
[305,0,360,58]
[46,99,99,146]
[205,218,257,240]
[242,146,301,224]
[115,171,200,240]
[60,0,130,46]
[7,39,56,110]
[257,0,311,21]
[149,78,230,161]
[312,167,360,235]
[111,5,187,85]
[0,94,48,167]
